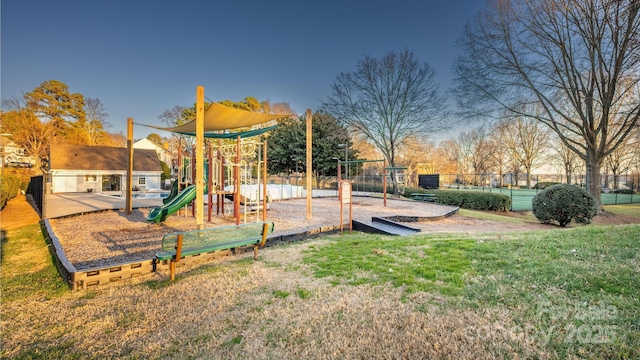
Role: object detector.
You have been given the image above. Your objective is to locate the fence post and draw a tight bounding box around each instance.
[510,185,513,211]
[42,173,48,219]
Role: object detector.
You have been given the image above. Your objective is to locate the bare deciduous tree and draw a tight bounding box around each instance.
[456,125,496,186]
[604,137,636,190]
[454,0,640,207]
[158,105,188,127]
[396,137,438,187]
[81,97,110,145]
[323,49,449,194]
[550,135,583,185]
[499,115,550,188]
[489,122,510,187]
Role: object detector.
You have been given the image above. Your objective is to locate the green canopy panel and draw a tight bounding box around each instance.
[176,125,278,139]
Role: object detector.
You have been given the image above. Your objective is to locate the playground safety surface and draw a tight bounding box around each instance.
[48,196,458,270]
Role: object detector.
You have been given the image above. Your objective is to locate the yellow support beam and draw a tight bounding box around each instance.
[195,86,204,230]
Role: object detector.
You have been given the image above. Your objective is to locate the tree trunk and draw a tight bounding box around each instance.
[565,163,572,185]
[585,153,602,210]
[391,174,399,196]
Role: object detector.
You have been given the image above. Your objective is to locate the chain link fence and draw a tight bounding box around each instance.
[432,173,639,211]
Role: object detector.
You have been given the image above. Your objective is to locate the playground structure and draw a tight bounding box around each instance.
[147,136,271,225]
[134,86,404,227]
[139,86,294,227]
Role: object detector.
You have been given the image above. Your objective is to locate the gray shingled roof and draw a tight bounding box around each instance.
[49,144,162,172]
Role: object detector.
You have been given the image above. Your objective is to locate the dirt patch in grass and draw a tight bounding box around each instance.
[0,194,40,232]
[592,211,640,225]
[409,214,552,233]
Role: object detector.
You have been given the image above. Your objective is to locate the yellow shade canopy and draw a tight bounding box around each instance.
[149,101,293,133]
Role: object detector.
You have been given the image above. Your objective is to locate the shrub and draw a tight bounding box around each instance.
[611,189,634,195]
[534,181,560,190]
[1,174,22,209]
[160,161,171,181]
[532,184,597,227]
[406,187,511,212]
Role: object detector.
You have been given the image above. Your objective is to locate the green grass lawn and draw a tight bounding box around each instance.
[604,203,640,219]
[304,224,640,358]
[2,212,639,359]
[458,208,539,224]
[1,224,68,302]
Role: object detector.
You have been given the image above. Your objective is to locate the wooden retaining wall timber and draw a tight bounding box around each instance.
[43,219,344,290]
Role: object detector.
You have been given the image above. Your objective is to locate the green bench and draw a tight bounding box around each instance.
[156,222,274,280]
[410,193,438,202]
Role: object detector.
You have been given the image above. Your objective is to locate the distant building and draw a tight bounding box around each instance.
[0,138,36,168]
[49,144,162,193]
[133,138,173,169]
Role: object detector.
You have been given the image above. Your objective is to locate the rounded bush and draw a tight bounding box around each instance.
[534,181,560,190]
[532,184,597,227]
[1,174,22,210]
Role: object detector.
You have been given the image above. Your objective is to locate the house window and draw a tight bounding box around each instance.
[138,177,146,185]
[85,175,98,182]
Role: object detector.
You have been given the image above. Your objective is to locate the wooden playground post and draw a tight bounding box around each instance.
[306,109,312,220]
[253,222,270,260]
[217,138,224,215]
[262,140,268,222]
[195,86,204,230]
[177,136,182,188]
[170,234,184,281]
[207,141,213,222]
[191,146,196,218]
[234,135,241,225]
[126,118,133,215]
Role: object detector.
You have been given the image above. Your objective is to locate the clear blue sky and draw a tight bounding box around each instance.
[2,0,485,139]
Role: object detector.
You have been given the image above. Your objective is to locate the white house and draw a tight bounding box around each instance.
[49,144,163,193]
[0,138,36,168]
[133,138,173,168]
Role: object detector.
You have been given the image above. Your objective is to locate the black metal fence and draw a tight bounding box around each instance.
[29,175,44,216]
